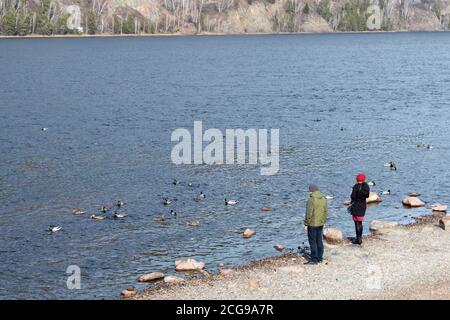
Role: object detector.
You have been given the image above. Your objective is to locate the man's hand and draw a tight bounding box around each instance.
[304,225,308,232]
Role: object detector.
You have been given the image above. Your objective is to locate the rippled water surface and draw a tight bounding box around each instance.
[1,33,450,299]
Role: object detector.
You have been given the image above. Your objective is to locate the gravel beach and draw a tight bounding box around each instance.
[132,215,450,300]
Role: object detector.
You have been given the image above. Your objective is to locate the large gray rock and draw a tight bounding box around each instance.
[323,227,343,244]
[175,259,205,271]
[403,196,425,207]
[137,272,165,283]
[370,220,399,234]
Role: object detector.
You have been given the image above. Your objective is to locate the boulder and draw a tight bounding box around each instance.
[432,204,447,212]
[367,192,382,204]
[137,272,165,283]
[164,276,185,284]
[439,216,450,230]
[243,228,255,239]
[274,244,284,252]
[175,258,205,271]
[403,196,425,207]
[323,227,343,244]
[370,220,399,233]
[120,286,136,299]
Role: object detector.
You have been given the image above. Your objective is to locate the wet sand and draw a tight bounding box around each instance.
[132,215,450,300]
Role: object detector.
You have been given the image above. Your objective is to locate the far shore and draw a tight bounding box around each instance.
[1,30,450,40]
[130,213,450,300]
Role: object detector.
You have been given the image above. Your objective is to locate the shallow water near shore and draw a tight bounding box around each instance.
[1,32,450,299]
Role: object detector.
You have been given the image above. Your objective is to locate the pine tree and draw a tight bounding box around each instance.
[2,7,17,35]
[303,3,310,15]
[86,11,97,34]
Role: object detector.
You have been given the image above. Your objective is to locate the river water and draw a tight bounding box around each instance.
[1,33,449,299]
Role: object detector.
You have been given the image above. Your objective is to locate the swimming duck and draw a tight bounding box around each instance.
[41,127,48,131]
[381,190,391,195]
[48,225,62,233]
[116,200,124,208]
[72,209,86,216]
[90,214,106,221]
[384,161,397,170]
[153,215,165,222]
[162,197,171,205]
[170,210,177,217]
[187,181,193,187]
[225,198,239,205]
[196,192,206,200]
[113,212,127,219]
[325,195,335,200]
[367,181,376,187]
[427,145,433,150]
[100,206,108,213]
[172,179,179,186]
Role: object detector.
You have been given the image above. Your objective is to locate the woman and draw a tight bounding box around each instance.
[350,173,370,245]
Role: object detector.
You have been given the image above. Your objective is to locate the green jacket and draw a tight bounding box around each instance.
[304,191,328,227]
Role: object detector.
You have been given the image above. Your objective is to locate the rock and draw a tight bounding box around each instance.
[367,192,382,204]
[439,216,450,230]
[243,228,255,239]
[323,227,343,244]
[187,220,200,227]
[432,204,447,212]
[220,269,235,276]
[175,258,205,271]
[248,277,261,289]
[164,276,185,284]
[260,207,271,212]
[120,286,136,299]
[274,244,284,252]
[403,196,425,207]
[370,220,399,233]
[137,272,165,283]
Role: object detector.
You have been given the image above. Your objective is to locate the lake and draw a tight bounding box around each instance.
[1,33,449,299]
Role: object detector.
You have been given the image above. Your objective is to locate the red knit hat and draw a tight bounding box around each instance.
[356,173,366,182]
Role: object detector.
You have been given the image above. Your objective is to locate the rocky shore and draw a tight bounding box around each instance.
[130,214,449,300]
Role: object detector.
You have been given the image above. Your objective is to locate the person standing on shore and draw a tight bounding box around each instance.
[350,174,370,245]
[304,184,328,265]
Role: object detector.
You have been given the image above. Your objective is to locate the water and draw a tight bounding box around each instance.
[1,33,449,299]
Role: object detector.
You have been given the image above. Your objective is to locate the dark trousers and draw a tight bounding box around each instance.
[354,221,363,243]
[307,226,324,263]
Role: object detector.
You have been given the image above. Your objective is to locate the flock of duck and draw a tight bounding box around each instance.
[47,179,240,233]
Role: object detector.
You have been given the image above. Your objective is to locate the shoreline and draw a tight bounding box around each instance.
[130,213,449,300]
[1,30,450,40]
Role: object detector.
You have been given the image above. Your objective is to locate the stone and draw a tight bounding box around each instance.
[439,216,450,230]
[260,207,271,212]
[243,228,255,239]
[403,196,425,207]
[323,227,343,244]
[408,192,421,197]
[120,286,136,299]
[432,204,447,212]
[137,272,165,283]
[274,244,285,252]
[175,258,205,271]
[370,220,399,233]
[164,276,185,284]
[248,277,261,289]
[367,192,382,204]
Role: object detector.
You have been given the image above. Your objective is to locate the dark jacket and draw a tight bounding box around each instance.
[351,183,370,216]
[304,191,328,227]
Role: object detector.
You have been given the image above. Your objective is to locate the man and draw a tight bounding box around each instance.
[304,184,328,265]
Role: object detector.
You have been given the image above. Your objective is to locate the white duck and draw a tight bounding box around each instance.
[48,225,62,233]
[225,198,239,205]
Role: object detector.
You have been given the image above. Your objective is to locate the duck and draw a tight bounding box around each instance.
[162,197,171,205]
[113,212,127,219]
[41,127,48,131]
[384,161,397,170]
[172,179,179,186]
[225,198,239,205]
[325,195,335,200]
[427,145,433,150]
[153,215,165,222]
[72,209,86,216]
[170,210,177,217]
[196,192,206,200]
[100,206,108,213]
[116,200,124,208]
[187,181,193,187]
[367,181,376,187]
[48,225,62,233]
[381,190,391,195]
[187,220,200,227]
[90,214,106,221]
